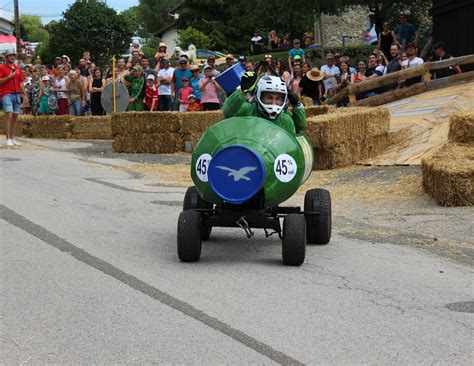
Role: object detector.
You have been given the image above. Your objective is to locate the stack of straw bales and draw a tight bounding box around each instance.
[305,105,335,117]
[70,116,111,139]
[422,110,474,206]
[181,111,223,149]
[19,115,73,138]
[306,107,390,169]
[111,112,183,153]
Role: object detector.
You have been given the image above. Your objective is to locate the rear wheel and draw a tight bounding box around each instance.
[304,188,332,244]
[183,186,213,240]
[282,214,306,266]
[177,210,202,262]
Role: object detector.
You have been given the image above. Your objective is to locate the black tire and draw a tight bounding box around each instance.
[177,210,202,262]
[282,214,306,266]
[183,186,213,240]
[304,188,332,244]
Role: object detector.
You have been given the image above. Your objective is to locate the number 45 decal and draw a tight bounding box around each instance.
[196,153,212,182]
[274,154,297,183]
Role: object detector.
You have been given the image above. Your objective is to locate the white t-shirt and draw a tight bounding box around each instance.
[157,67,175,95]
[251,35,262,43]
[402,57,424,68]
[320,64,340,91]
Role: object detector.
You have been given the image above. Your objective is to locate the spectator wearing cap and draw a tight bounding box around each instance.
[238,55,246,67]
[432,41,461,79]
[172,55,193,110]
[321,53,340,93]
[395,14,416,47]
[206,55,221,77]
[199,64,224,111]
[37,76,53,115]
[157,58,174,111]
[67,70,87,115]
[288,39,305,67]
[0,50,28,146]
[223,54,234,71]
[124,64,145,111]
[144,74,158,111]
[250,30,264,55]
[401,42,424,86]
[154,42,170,67]
[190,65,203,103]
[299,63,324,105]
[178,76,194,112]
[61,55,71,67]
[186,94,201,112]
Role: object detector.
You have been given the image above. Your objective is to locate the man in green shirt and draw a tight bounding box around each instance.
[124,64,145,111]
[222,74,307,135]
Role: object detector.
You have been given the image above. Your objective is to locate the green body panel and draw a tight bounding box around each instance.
[191,116,309,208]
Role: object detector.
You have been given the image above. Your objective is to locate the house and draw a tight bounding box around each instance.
[0,9,14,36]
[155,4,183,52]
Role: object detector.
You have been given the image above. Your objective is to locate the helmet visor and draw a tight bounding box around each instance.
[260,91,285,106]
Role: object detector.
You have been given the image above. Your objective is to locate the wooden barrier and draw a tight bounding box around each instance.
[338,54,474,107]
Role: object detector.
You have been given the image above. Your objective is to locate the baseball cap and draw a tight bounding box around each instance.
[160,57,170,63]
[147,74,155,80]
[203,63,213,70]
[182,76,189,81]
[132,64,144,72]
[207,55,215,61]
[238,55,246,62]
[41,76,50,81]
[188,94,196,99]
[179,55,188,62]
[293,55,302,61]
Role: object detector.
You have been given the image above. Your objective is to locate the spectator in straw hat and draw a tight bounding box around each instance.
[0,49,28,146]
[299,63,324,105]
[124,64,145,111]
[223,54,235,70]
[154,42,170,67]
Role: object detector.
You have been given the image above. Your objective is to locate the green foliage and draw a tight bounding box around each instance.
[36,38,54,65]
[177,27,212,49]
[20,15,49,42]
[48,1,133,66]
[120,6,146,37]
[141,46,156,62]
[136,0,180,35]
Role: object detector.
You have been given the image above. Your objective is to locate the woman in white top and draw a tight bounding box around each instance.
[52,66,69,115]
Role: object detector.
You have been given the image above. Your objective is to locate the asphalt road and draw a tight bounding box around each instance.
[1,139,473,365]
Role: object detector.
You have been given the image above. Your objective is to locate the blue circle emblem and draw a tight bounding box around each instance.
[208,145,266,204]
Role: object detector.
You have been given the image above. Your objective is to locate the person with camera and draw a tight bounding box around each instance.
[0,50,28,146]
[199,64,223,111]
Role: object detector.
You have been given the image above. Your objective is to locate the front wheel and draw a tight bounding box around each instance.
[304,188,332,244]
[177,210,202,262]
[282,214,306,266]
[183,186,213,240]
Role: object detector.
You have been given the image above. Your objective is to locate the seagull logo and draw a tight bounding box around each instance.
[215,166,257,182]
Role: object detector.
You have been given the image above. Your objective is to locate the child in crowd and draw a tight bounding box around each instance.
[178,77,194,112]
[37,76,53,115]
[186,94,201,112]
[144,74,158,111]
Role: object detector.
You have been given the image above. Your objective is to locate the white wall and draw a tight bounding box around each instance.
[162,28,178,53]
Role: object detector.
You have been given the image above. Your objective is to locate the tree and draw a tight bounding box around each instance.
[177,27,212,49]
[136,0,180,35]
[20,15,49,42]
[48,1,133,65]
[120,6,146,37]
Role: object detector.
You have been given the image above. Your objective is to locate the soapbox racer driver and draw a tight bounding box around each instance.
[222,73,307,135]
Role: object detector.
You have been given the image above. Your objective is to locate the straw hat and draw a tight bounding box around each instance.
[306,67,325,82]
[159,42,167,49]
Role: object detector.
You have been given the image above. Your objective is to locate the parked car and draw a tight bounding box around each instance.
[363,24,378,45]
[195,49,227,65]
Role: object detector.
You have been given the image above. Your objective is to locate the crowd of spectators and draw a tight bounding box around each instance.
[0,13,464,124]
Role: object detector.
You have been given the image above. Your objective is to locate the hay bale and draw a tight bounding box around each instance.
[448,110,474,144]
[180,111,223,134]
[300,96,314,107]
[422,144,473,206]
[19,115,73,138]
[111,112,182,135]
[0,113,26,136]
[112,132,181,154]
[304,105,335,117]
[306,107,390,169]
[71,116,112,139]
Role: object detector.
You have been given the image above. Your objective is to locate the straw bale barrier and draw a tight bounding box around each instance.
[70,116,112,139]
[19,115,73,138]
[0,112,26,136]
[448,110,474,144]
[422,144,474,206]
[306,107,390,169]
[305,105,335,117]
[113,132,181,154]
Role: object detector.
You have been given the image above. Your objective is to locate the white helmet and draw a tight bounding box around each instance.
[255,76,288,119]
